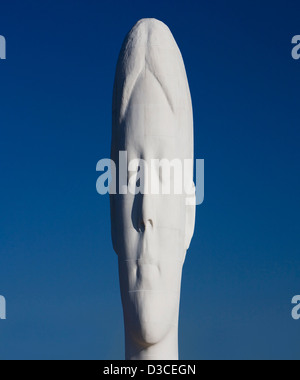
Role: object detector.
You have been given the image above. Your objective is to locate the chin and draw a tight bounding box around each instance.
[137,321,170,346]
[123,289,180,347]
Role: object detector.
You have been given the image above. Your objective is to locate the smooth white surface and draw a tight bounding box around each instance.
[110,18,195,360]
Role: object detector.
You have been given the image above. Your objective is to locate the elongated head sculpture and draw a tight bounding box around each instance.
[110,18,195,360]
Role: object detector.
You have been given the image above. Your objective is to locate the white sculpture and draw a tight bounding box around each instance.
[110,18,195,360]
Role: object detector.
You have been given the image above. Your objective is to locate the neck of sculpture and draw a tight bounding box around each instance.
[124,320,179,360]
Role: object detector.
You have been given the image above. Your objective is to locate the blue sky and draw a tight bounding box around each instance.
[0,0,299,359]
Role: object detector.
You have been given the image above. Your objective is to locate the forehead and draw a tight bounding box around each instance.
[112,19,193,163]
[117,69,186,160]
[122,106,178,160]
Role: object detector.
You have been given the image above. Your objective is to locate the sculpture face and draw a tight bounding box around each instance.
[111,18,195,355]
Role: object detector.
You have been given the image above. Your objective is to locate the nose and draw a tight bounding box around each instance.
[138,194,154,232]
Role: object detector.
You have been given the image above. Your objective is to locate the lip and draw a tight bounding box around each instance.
[136,262,160,274]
